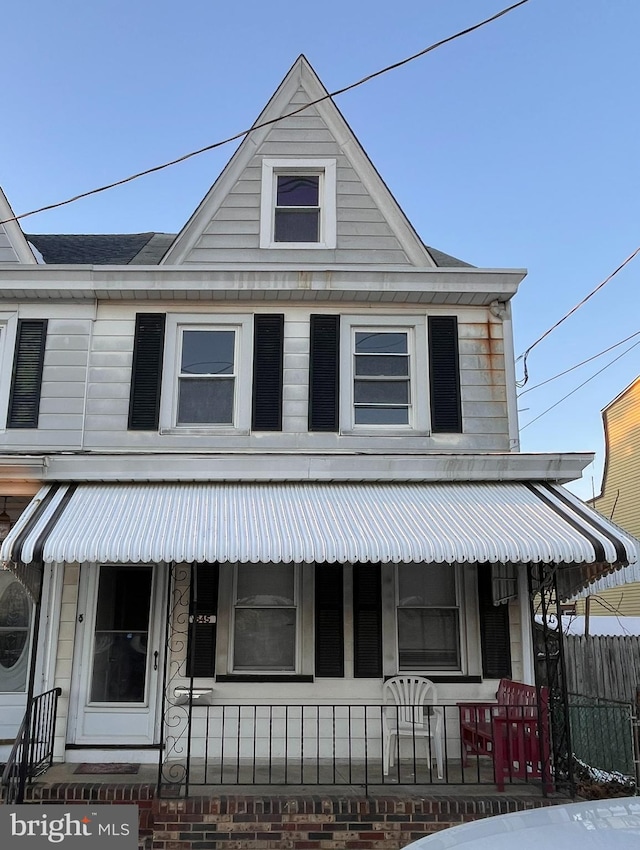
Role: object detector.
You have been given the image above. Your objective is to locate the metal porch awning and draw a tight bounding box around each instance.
[1,481,637,599]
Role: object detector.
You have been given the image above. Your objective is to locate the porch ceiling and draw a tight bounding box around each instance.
[1,482,637,594]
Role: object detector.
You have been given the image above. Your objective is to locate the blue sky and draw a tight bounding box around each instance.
[2,0,639,499]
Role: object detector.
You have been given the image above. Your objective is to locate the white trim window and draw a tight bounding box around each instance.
[353,329,411,425]
[177,328,236,425]
[232,564,297,672]
[160,314,252,433]
[396,563,461,672]
[340,316,428,434]
[260,158,337,248]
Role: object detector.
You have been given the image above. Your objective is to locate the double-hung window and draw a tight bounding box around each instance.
[233,564,297,672]
[353,330,411,425]
[341,316,428,433]
[160,314,252,433]
[177,328,236,425]
[274,175,320,243]
[260,158,336,248]
[396,563,461,671]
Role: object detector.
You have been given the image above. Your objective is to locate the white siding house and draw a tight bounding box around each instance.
[0,57,636,782]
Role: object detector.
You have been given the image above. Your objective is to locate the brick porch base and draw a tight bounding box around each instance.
[14,783,571,849]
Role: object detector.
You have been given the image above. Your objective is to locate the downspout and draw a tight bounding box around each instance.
[498,301,520,452]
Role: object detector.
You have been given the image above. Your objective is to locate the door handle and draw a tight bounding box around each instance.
[154,651,159,671]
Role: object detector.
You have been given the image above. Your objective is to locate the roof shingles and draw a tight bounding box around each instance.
[25,233,472,268]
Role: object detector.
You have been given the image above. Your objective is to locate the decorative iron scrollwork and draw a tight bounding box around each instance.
[157,562,193,796]
[529,562,575,795]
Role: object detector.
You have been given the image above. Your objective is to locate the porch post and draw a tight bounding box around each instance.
[157,563,192,798]
[528,562,575,797]
[17,560,44,804]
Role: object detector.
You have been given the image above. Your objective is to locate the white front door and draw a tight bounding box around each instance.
[68,563,166,746]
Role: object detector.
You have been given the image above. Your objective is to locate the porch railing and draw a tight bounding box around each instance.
[1,687,62,804]
[159,701,554,794]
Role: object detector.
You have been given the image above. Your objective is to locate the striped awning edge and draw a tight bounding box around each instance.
[1,481,637,600]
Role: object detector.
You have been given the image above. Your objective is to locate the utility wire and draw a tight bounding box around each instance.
[0,0,531,226]
[520,336,640,431]
[517,329,640,396]
[517,245,640,387]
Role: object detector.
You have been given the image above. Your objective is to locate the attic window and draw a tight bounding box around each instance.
[260,158,336,249]
[275,175,319,242]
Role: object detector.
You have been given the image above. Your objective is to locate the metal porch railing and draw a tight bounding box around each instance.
[159,701,557,795]
[1,687,62,803]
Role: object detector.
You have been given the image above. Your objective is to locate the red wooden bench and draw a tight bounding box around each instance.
[458,679,552,791]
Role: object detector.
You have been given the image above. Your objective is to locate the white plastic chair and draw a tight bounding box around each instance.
[382,676,444,779]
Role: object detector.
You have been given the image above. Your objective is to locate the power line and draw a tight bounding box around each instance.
[517,245,640,387]
[517,329,640,397]
[520,336,640,431]
[0,0,531,226]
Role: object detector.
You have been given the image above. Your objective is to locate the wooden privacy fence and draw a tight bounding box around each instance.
[564,634,640,703]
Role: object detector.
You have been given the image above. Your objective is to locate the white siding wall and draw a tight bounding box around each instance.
[0,314,91,450]
[0,228,21,263]
[0,303,509,451]
[78,303,508,451]
[508,598,524,683]
[184,89,413,266]
[52,563,80,761]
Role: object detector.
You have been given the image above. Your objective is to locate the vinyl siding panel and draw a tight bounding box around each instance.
[579,380,640,615]
[0,230,20,262]
[68,304,510,450]
[575,585,640,617]
[52,564,79,761]
[39,397,85,415]
[0,317,89,449]
[182,84,414,266]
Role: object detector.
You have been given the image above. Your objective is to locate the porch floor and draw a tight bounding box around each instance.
[32,757,549,797]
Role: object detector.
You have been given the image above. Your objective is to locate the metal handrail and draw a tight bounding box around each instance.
[158,700,559,795]
[1,687,62,803]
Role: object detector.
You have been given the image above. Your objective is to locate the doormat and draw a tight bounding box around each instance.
[73,763,140,775]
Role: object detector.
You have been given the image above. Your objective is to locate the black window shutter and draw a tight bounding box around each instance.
[187,563,219,678]
[315,564,344,677]
[128,313,166,430]
[252,314,284,430]
[308,315,339,431]
[428,316,462,433]
[477,564,512,679]
[7,319,48,429]
[353,563,383,678]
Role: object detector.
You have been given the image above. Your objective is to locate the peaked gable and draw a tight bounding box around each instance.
[0,188,37,263]
[162,56,435,267]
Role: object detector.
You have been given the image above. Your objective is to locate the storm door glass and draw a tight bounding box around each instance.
[90,566,152,703]
[0,572,32,692]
